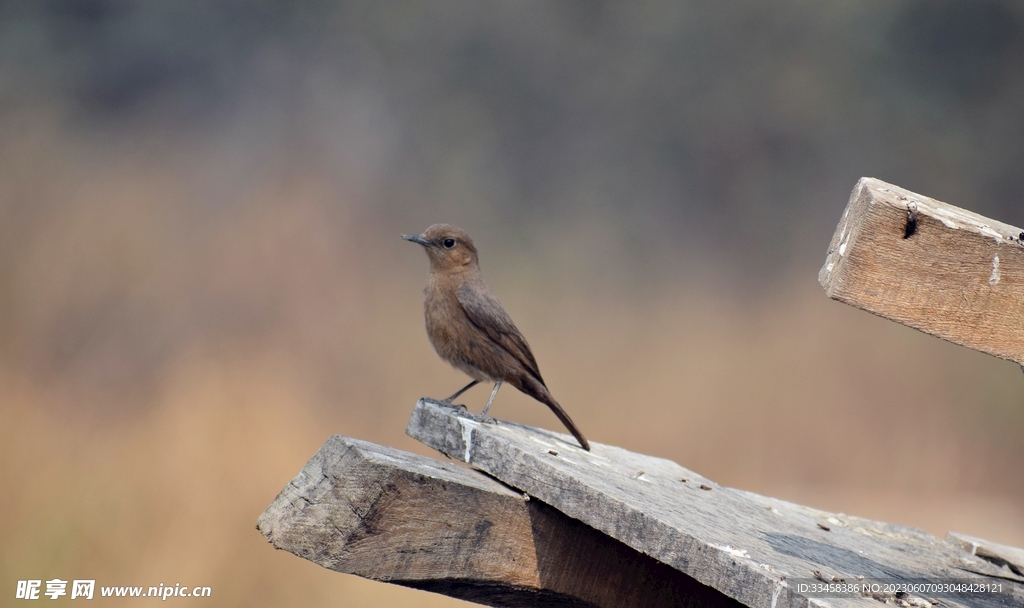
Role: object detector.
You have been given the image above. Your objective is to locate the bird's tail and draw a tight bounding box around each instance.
[518,376,591,451]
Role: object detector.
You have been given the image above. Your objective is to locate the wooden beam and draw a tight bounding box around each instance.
[256,435,740,607]
[819,177,1024,365]
[406,400,1024,608]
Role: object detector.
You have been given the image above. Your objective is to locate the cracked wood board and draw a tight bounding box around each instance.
[820,177,1024,365]
[257,435,741,607]
[407,400,1024,608]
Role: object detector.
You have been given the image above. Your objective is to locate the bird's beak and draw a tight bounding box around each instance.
[402,233,430,246]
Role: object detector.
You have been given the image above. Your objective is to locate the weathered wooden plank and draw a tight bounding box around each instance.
[256,435,742,607]
[819,177,1024,365]
[407,400,1024,608]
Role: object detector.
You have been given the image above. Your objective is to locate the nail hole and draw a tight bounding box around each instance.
[904,204,918,239]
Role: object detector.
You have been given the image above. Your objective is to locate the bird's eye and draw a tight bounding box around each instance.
[442,238,456,249]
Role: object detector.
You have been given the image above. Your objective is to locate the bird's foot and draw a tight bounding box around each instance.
[463,412,496,424]
[422,397,468,411]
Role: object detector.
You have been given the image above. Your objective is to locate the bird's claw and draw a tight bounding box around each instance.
[423,397,468,411]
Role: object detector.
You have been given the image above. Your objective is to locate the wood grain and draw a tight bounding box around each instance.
[407,400,1024,608]
[257,435,740,607]
[819,177,1024,365]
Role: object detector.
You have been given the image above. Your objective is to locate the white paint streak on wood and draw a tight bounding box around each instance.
[459,416,478,462]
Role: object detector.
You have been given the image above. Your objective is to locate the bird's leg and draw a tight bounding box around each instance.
[481,381,502,420]
[428,379,480,409]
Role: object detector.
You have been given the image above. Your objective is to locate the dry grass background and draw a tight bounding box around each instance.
[1,131,1022,607]
[3,2,1024,605]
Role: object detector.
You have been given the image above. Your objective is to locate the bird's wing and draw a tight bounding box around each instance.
[456,281,544,383]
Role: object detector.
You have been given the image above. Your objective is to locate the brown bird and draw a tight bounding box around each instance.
[403,224,590,451]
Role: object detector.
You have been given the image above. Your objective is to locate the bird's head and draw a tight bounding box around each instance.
[402,224,480,272]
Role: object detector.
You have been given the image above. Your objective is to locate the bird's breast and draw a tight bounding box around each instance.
[423,278,500,382]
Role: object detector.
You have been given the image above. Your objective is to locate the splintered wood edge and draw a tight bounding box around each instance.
[947,533,1024,577]
[256,435,740,608]
[820,177,1024,365]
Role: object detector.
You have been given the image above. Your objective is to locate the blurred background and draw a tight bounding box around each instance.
[2,1,1024,605]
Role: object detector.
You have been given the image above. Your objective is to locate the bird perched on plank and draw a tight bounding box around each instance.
[403,224,590,451]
